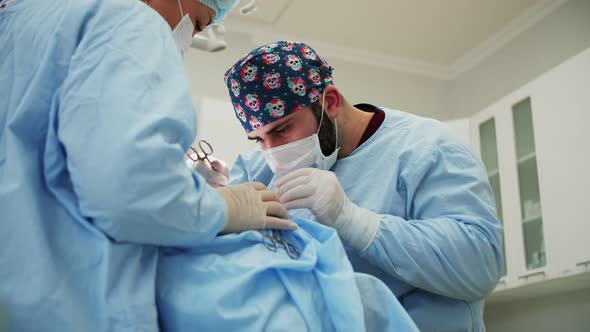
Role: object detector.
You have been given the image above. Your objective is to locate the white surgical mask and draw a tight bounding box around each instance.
[172,0,194,58]
[263,91,340,177]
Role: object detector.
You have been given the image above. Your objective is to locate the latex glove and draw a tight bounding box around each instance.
[276,168,381,252]
[216,182,298,234]
[185,154,229,188]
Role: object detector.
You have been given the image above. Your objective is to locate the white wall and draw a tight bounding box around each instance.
[450,0,590,119]
[325,57,451,120]
[443,118,472,148]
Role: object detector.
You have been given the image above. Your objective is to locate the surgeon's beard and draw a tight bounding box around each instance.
[310,102,337,156]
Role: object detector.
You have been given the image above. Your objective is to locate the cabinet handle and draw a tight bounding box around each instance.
[518,271,545,280]
[575,260,590,267]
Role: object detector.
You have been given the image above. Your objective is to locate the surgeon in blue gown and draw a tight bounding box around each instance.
[194,41,504,331]
[0,0,299,330]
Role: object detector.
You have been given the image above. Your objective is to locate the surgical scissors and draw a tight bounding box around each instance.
[262,229,301,260]
[186,140,213,165]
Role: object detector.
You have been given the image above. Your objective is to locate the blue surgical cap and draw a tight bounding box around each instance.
[199,0,240,22]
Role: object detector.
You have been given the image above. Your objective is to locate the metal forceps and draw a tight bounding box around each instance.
[262,230,301,260]
[186,140,213,165]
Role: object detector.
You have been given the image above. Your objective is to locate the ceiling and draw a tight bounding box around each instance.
[222,0,568,78]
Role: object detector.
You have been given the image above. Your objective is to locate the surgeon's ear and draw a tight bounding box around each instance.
[322,85,342,121]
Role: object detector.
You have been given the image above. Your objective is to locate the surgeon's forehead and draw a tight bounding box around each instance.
[248,112,299,138]
[247,119,282,138]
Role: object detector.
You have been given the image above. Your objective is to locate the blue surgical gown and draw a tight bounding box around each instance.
[229,108,504,332]
[0,0,226,330]
[157,217,419,331]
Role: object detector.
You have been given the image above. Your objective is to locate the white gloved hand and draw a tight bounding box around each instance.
[185,154,229,188]
[276,168,381,252]
[216,182,298,234]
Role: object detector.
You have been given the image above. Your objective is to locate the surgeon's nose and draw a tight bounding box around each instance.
[193,4,216,35]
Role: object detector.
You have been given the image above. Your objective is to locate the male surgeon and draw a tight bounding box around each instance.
[193,41,503,332]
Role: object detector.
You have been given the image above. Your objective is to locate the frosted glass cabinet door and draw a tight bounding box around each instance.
[479,118,506,276]
[512,97,546,270]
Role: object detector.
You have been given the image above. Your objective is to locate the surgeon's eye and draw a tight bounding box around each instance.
[276,125,289,135]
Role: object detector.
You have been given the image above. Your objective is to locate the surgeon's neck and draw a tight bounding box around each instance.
[336,103,374,159]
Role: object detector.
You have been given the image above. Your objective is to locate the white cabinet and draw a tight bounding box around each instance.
[470,47,590,300]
